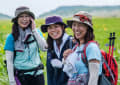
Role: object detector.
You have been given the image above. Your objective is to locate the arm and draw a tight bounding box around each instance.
[4,34,16,85]
[5,50,16,85]
[30,18,48,51]
[32,29,48,51]
[88,60,100,85]
[86,43,101,85]
[63,49,73,60]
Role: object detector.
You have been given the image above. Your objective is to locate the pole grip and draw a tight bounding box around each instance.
[112,32,115,46]
[109,33,112,46]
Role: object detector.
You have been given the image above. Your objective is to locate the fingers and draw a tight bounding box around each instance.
[72,38,77,43]
[63,49,73,60]
[30,17,36,30]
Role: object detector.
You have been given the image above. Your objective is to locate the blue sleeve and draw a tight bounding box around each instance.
[36,28,44,38]
[86,43,101,61]
[4,34,14,51]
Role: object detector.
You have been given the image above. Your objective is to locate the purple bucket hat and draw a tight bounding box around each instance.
[41,16,67,33]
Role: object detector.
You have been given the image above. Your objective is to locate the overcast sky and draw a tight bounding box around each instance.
[0,0,120,17]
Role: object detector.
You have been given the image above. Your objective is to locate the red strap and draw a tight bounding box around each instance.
[73,43,79,51]
[72,41,98,64]
[82,40,98,63]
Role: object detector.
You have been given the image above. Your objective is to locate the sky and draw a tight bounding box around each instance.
[0,0,120,17]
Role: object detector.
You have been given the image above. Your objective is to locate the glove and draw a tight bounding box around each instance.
[63,52,77,78]
[10,81,16,85]
[51,59,63,68]
[63,62,74,78]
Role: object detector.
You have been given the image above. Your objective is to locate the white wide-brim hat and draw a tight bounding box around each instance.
[67,11,93,31]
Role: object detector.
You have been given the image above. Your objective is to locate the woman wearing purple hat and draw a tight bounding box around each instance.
[41,16,75,85]
[4,6,47,85]
[63,11,102,85]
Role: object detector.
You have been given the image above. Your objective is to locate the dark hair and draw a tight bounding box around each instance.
[12,19,19,41]
[11,17,32,41]
[47,24,65,50]
[74,26,95,44]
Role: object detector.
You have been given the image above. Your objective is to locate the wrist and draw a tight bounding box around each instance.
[32,28,37,33]
[10,80,16,85]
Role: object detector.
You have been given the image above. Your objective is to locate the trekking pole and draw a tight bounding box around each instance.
[110,32,116,69]
[108,33,112,66]
[69,37,73,49]
[111,32,116,58]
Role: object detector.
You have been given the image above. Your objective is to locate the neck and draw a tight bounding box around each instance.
[19,26,26,31]
[56,39,61,47]
[79,39,85,46]
[55,33,64,47]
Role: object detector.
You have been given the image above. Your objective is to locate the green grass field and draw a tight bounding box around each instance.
[0,17,120,85]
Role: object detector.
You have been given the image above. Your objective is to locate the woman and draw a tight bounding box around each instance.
[4,6,47,85]
[41,16,75,85]
[63,11,102,85]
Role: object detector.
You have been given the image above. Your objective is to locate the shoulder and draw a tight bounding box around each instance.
[86,42,101,61]
[65,35,76,49]
[86,42,100,54]
[6,34,14,40]
[4,34,14,51]
[5,34,14,43]
[86,42,99,50]
[63,35,71,47]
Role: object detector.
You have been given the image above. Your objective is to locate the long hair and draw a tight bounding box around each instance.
[74,26,95,44]
[12,19,19,41]
[47,24,65,50]
[11,18,32,41]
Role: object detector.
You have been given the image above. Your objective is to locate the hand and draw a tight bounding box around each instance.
[51,59,63,68]
[72,38,77,44]
[63,62,76,78]
[63,52,78,77]
[63,49,73,60]
[10,81,17,85]
[30,17,36,30]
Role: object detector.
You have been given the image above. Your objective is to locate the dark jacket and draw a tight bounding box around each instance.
[46,36,75,85]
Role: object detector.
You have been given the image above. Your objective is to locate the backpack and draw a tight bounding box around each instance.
[77,32,118,85]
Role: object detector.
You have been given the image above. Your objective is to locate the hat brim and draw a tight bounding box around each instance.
[41,22,68,33]
[12,11,35,22]
[67,20,93,32]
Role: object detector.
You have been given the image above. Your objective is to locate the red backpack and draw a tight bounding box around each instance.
[73,32,118,85]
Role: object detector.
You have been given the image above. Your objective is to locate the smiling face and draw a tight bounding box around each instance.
[47,24,63,40]
[18,13,31,29]
[72,21,88,41]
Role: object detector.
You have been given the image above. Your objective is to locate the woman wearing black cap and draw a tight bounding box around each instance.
[41,16,75,85]
[4,6,47,85]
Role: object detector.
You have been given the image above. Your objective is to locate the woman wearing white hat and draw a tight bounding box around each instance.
[63,11,102,85]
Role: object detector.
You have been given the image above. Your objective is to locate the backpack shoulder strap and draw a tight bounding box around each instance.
[81,40,98,67]
[68,36,73,49]
[73,43,79,51]
[32,35,41,58]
